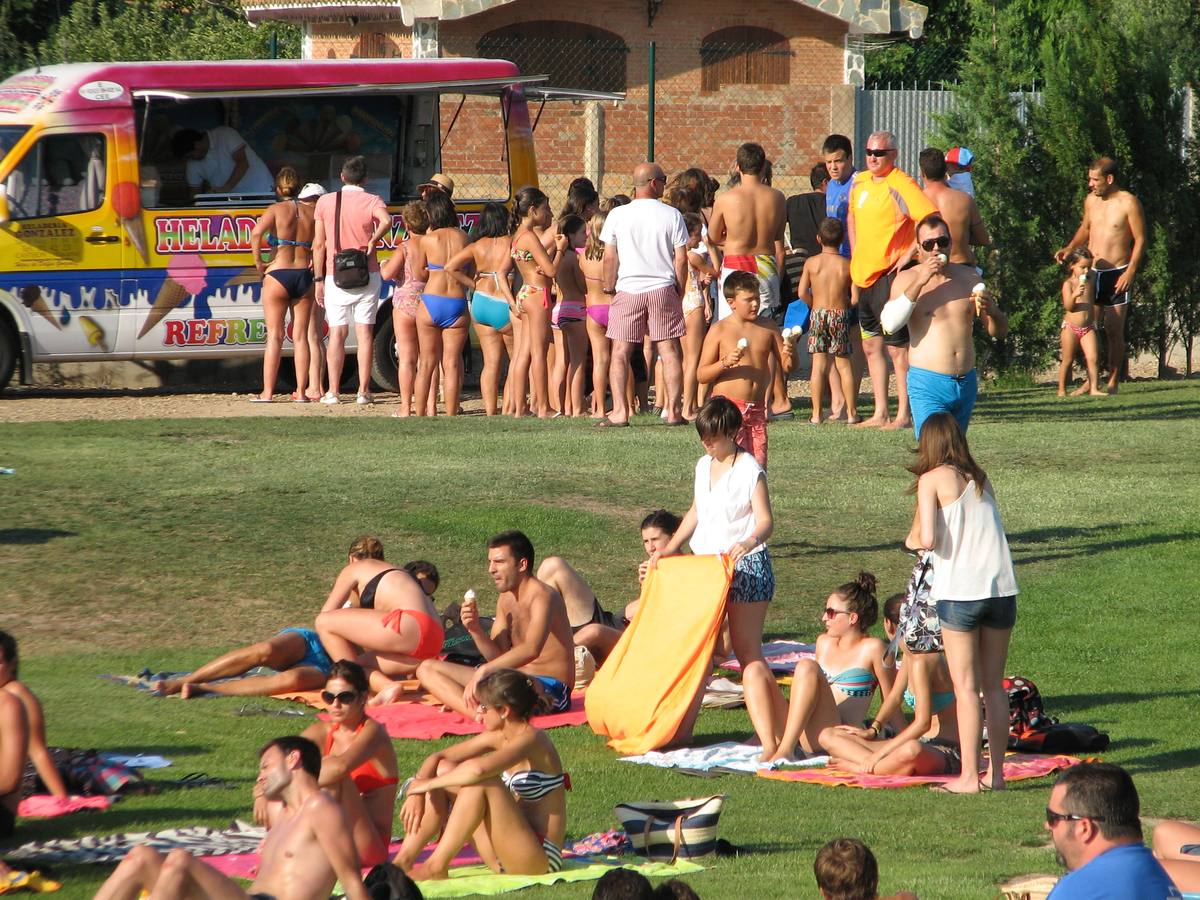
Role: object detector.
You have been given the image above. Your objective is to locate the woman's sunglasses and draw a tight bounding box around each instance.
[322,690,358,705]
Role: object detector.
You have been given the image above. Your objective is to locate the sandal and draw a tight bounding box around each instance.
[595,418,630,428]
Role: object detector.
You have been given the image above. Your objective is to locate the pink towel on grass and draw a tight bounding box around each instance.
[358,695,588,740]
[201,841,485,879]
[756,753,1082,788]
[18,795,112,817]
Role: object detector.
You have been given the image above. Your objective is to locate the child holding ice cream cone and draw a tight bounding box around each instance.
[1058,247,1106,397]
[696,270,793,468]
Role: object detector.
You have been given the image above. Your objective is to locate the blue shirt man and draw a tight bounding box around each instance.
[822,133,856,257]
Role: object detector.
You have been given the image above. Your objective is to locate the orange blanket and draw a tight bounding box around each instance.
[586,555,732,754]
[756,753,1083,788]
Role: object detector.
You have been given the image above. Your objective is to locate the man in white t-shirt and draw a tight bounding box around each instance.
[599,162,689,427]
[172,126,274,198]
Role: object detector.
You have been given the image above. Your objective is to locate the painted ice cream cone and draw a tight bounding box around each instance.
[139,257,208,338]
[124,216,149,264]
[113,181,149,264]
[79,315,108,350]
[18,285,62,330]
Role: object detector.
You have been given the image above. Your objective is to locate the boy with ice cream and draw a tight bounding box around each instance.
[880,213,1008,438]
[696,271,793,468]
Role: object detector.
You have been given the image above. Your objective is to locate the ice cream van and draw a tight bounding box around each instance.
[0,58,549,391]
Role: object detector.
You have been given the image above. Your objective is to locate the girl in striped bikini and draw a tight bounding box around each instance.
[396,669,568,880]
[767,572,897,762]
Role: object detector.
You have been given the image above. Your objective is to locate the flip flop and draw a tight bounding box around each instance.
[768,410,795,421]
[595,418,630,428]
[249,396,273,403]
[930,783,979,795]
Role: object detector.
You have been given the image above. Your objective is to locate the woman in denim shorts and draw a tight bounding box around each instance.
[905,412,1017,794]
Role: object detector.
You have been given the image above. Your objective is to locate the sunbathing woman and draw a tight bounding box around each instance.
[0,632,64,799]
[394,669,567,880]
[767,573,895,762]
[1152,821,1200,892]
[255,661,398,867]
[315,538,444,686]
[153,536,386,699]
[818,586,961,777]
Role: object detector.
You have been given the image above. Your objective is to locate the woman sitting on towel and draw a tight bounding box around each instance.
[0,631,66,800]
[315,536,445,685]
[394,668,567,880]
[816,589,962,777]
[767,572,897,763]
[256,660,398,866]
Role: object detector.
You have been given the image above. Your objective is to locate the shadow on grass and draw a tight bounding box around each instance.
[1049,689,1200,715]
[0,528,77,544]
[1008,525,1200,564]
[771,539,906,559]
[978,395,1200,424]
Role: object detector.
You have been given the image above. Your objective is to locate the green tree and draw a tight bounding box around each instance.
[864,0,972,87]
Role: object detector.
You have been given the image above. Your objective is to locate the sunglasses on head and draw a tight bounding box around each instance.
[865,148,896,157]
[1045,808,1101,827]
[920,236,952,252]
[321,690,358,705]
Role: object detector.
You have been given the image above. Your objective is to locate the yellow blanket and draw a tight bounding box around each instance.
[586,555,732,754]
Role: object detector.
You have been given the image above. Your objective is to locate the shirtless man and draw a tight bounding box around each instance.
[919,148,990,267]
[0,690,27,841]
[416,531,575,718]
[697,271,794,468]
[1054,156,1146,393]
[709,142,792,417]
[880,214,1008,438]
[95,736,369,900]
[848,131,937,431]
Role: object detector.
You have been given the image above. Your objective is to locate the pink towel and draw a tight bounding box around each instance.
[756,753,1083,788]
[17,795,112,817]
[360,695,588,740]
[201,840,484,879]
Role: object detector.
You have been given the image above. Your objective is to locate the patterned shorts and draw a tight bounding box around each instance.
[807,307,852,357]
[729,548,775,604]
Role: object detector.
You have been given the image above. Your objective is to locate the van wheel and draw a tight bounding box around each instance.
[371,316,399,393]
[0,316,18,391]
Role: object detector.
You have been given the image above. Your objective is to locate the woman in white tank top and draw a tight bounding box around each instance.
[905,412,1017,794]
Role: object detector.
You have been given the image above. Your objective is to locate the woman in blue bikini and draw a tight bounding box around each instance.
[445,202,516,416]
[415,190,470,415]
[249,168,320,402]
[394,669,568,880]
[767,572,896,762]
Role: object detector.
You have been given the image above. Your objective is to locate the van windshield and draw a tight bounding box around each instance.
[0,125,30,164]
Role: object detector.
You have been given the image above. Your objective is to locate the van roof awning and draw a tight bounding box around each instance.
[522,85,625,132]
[132,74,549,101]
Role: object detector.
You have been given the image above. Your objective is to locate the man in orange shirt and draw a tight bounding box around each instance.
[848,131,937,430]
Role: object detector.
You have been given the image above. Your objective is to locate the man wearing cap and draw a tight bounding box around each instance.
[945,147,976,197]
[1054,156,1145,393]
[848,130,938,430]
[312,155,391,405]
[419,174,454,200]
[919,148,990,268]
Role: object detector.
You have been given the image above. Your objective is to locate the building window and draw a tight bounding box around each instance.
[477,21,627,93]
[700,27,791,93]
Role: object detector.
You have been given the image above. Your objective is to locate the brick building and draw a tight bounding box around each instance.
[240,0,926,204]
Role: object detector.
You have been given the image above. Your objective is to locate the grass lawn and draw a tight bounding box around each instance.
[2,380,1199,899]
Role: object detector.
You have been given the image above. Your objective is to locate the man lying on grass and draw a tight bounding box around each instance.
[417,531,575,717]
[95,736,369,900]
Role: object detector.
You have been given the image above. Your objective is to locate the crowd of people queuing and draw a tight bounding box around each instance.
[1,135,1164,898]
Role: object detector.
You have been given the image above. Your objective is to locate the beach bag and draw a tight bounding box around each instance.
[1010,722,1109,754]
[332,189,370,289]
[1004,676,1050,738]
[614,795,725,863]
[898,554,942,654]
[438,601,492,666]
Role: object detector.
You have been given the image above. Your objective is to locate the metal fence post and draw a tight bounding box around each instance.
[648,40,656,162]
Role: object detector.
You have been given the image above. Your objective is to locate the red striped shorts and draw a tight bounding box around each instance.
[605,284,685,343]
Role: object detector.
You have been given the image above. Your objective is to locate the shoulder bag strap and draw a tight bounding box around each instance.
[334,188,343,253]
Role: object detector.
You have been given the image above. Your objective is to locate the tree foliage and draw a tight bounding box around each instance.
[941,0,1200,372]
[864,0,973,87]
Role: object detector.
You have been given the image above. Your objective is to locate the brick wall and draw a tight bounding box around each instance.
[309,0,849,208]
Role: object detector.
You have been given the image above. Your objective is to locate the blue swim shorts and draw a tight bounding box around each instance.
[729,548,775,604]
[277,627,334,674]
[530,675,571,714]
[907,365,978,439]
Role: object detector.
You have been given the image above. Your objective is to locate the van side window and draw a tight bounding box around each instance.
[5,133,106,220]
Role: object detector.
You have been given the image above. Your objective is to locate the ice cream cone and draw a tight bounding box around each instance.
[124,215,149,264]
[19,286,62,330]
[79,315,107,350]
[138,279,189,338]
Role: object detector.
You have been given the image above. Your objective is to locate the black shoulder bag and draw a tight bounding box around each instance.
[332,189,371,289]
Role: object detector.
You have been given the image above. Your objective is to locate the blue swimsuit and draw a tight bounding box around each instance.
[421,262,467,328]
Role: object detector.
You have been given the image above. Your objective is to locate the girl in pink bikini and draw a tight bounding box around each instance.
[381,200,434,417]
[581,211,612,418]
[550,215,589,417]
[1057,247,1107,397]
[507,187,566,418]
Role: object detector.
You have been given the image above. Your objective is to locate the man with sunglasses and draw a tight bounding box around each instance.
[1044,762,1180,899]
[847,131,937,431]
[880,214,1007,438]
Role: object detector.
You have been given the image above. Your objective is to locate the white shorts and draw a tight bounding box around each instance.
[323,273,382,327]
